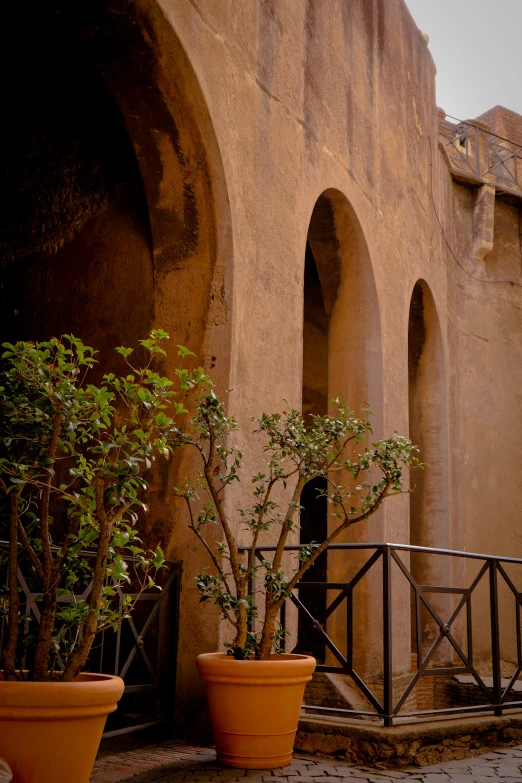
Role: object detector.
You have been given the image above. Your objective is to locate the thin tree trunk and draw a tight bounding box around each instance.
[2,489,22,680]
[29,584,59,681]
[61,478,111,681]
[28,414,62,680]
[234,581,248,649]
[257,602,279,660]
[256,480,392,659]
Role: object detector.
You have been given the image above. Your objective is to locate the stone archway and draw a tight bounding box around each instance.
[298,188,384,677]
[298,238,331,661]
[0,0,232,727]
[408,280,451,658]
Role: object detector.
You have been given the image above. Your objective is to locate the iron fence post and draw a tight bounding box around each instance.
[383,546,393,727]
[489,560,503,715]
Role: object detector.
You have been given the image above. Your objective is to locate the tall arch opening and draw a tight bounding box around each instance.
[298,240,329,660]
[0,0,227,368]
[0,0,232,728]
[408,281,451,658]
[297,189,384,676]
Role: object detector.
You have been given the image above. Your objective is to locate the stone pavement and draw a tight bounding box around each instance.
[92,744,522,783]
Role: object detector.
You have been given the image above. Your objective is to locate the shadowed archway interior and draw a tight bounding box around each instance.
[408,281,451,660]
[296,189,384,672]
[0,0,233,735]
[297,240,330,661]
[0,2,153,358]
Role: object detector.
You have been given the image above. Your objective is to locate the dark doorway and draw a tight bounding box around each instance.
[296,477,328,661]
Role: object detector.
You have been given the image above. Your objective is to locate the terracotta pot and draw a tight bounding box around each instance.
[0,672,124,783]
[196,652,316,769]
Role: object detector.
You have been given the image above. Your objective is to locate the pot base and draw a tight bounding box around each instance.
[218,752,293,769]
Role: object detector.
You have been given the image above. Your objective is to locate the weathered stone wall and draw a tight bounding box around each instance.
[161,0,445,687]
[160,0,521,721]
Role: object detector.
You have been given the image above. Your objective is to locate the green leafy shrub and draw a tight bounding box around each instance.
[0,332,422,675]
[0,331,193,681]
[171,378,423,660]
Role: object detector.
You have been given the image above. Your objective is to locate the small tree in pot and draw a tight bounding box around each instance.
[0,331,193,783]
[170,373,422,768]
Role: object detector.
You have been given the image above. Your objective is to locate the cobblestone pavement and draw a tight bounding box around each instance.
[92,745,522,783]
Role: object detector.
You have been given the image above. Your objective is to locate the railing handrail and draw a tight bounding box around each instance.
[239,540,522,565]
[5,536,520,566]
[244,540,522,725]
[442,113,522,151]
[0,539,181,568]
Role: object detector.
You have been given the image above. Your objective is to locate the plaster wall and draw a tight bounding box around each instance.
[452,186,522,672]
[160,0,447,689]
[161,0,521,693]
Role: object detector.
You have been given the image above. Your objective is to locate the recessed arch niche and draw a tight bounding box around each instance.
[0,0,232,720]
[298,189,384,675]
[0,0,230,371]
[408,280,451,658]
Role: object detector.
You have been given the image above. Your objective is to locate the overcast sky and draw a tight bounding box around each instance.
[405,0,522,121]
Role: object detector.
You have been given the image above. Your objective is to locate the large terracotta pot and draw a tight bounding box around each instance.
[0,672,124,783]
[196,652,316,769]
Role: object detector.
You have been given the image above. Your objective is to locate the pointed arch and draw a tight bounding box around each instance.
[298,188,384,673]
[306,188,383,428]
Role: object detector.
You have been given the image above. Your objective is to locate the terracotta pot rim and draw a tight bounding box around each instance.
[0,672,124,709]
[0,671,121,686]
[0,672,124,783]
[196,652,316,682]
[197,652,315,664]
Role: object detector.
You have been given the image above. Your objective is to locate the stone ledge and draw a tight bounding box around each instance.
[296,711,522,768]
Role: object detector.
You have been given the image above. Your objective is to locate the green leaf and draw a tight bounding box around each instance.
[176,345,196,358]
[115,347,133,358]
[152,545,165,570]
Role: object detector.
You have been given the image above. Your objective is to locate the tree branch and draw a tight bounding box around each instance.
[282,478,393,599]
[247,475,278,575]
[17,519,45,582]
[61,474,112,680]
[271,473,306,572]
[2,486,23,680]
[39,412,62,576]
[184,496,233,596]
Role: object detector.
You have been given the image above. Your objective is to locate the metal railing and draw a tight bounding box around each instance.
[0,542,182,737]
[439,115,522,197]
[247,542,522,727]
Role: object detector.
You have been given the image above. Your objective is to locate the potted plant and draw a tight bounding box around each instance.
[170,378,422,769]
[0,331,185,783]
